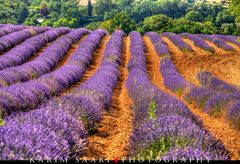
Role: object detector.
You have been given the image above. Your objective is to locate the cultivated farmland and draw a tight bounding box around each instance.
[0,24,239,161]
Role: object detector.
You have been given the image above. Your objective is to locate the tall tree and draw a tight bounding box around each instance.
[88,0,93,17]
[231,0,240,22]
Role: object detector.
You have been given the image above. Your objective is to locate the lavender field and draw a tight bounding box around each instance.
[0,24,240,161]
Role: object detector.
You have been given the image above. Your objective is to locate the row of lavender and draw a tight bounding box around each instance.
[0,27,70,70]
[0,31,124,159]
[0,28,89,87]
[0,25,26,38]
[188,72,240,129]
[0,29,104,117]
[0,26,51,52]
[127,31,230,160]
[148,32,240,130]
[161,32,239,52]
[0,29,109,159]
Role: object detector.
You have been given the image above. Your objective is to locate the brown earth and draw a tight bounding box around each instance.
[63,35,110,94]
[82,36,134,160]
[162,36,240,87]
[53,36,88,71]
[145,36,240,159]
[28,43,50,62]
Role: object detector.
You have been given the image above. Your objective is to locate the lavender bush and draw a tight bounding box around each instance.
[0,102,87,160]
[227,101,240,129]
[198,34,235,52]
[0,29,106,116]
[0,27,50,52]
[197,71,240,94]
[160,58,189,94]
[145,32,171,56]
[0,27,70,70]
[0,25,26,38]
[215,35,240,46]
[161,32,193,52]
[127,31,230,160]
[0,28,89,87]
[180,33,215,53]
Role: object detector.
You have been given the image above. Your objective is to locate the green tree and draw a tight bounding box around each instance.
[94,0,114,15]
[230,0,240,23]
[130,0,159,22]
[88,0,93,17]
[216,10,235,27]
[158,0,189,18]
[185,11,203,22]
[138,14,172,33]
[101,12,136,33]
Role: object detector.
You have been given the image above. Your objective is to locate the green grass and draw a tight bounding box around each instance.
[138,137,192,159]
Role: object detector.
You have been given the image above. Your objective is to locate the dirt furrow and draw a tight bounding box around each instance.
[161,37,186,59]
[204,39,232,55]
[63,35,110,94]
[53,36,88,71]
[182,38,212,56]
[144,36,240,160]
[28,43,51,62]
[82,36,134,160]
[226,42,240,52]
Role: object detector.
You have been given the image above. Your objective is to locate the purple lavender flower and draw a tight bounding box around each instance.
[198,34,235,52]
[127,31,230,159]
[161,32,193,52]
[0,104,87,160]
[227,101,240,129]
[197,71,240,94]
[0,28,89,87]
[0,25,26,38]
[215,35,240,46]
[204,93,240,117]
[0,27,49,52]
[160,58,189,94]
[180,33,215,53]
[0,28,70,70]
[145,32,171,56]
[130,115,230,160]
[0,29,106,116]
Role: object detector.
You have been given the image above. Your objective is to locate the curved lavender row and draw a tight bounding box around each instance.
[161,58,190,94]
[127,31,230,159]
[204,93,240,117]
[0,102,87,160]
[161,32,193,52]
[180,33,215,53]
[0,30,123,160]
[197,34,235,52]
[215,34,240,46]
[145,32,171,56]
[128,32,200,125]
[0,28,89,87]
[227,101,240,129]
[195,71,240,126]
[60,30,125,129]
[0,25,26,38]
[158,51,239,128]
[0,27,50,52]
[0,27,70,70]
[197,71,240,94]
[0,29,106,117]
[187,86,240,129]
